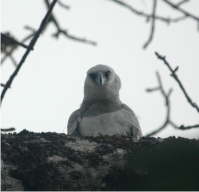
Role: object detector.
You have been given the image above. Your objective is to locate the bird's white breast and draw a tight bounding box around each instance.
[79,109,132,136]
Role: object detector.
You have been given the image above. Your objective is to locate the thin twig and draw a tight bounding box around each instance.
[1,84,11,88]
[1,33,32,50]
[143,0,157,49]
[1,127,15,132]
[109,0,187,23]
[1,33,35,65]
[146,87,160,92]
[176,0,189,7]
[145,71,199,137]
[146,71,173,137]
[169,121,199,130]
[57,0,70,9]
[1,0,58,103]
[9,55,17,66]
[162,0,199,22]
[44,0,96,45]
[3,49,18,67]
[53,29,97,45]
[155,51,199,113]
[178,124,199,130]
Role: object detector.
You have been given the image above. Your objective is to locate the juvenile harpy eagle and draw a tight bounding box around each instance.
[67,64,142,139]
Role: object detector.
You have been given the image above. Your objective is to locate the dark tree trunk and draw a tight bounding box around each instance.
[1,130,199,191]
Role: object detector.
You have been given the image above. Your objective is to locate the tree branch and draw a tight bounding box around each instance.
[1,127,15,132]
[1,0,58,103]
[109,0,190,48]
[145,71,173,137]
[44,0,96,45]
[143,0,157,49]
[155,51,199,113]
[176,0,189,7]
[2,49,18,67]
[1,84,11,88]
[169,121,199,131]
[178,124,199,130]
[162,0,199,22]
[145,70,199,137]
[109,0,187,23]
[1,31,35,65]
[1,0,95,67]
[1,33,32,50]
[57,0,70,9]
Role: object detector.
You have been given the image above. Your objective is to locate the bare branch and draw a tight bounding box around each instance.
[52,29,97,45]
[1,31,35,65]
[155,51,199,113]
[44,0,96,46]
[109,0,191,48]
[146,87,160,92]
[143,0,157,49]
[1,127,15,132]
[109,0,187,23]
[1,0,58,103]
[1,47,16,65]
[24,25,37,33]
[176,0,189,7]
[1,33,32,50]
[57,0,70,9]
[1,84,11,88]
[9,56,18,66]
[145,71,199,137]
[146,71,173,137]
[1,32,33,67]
[2,49,18,67]
[162,0,199,22]
[1,0,96,67]
[178,124,199,130]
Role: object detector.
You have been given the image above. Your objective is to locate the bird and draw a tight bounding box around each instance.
[67,64,142,139]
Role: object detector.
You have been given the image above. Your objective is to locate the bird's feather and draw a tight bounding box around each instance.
[67,64,142,139]
[67,109,81,136]
[121,103,142,138]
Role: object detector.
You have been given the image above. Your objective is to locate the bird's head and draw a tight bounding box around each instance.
[84,64,121,100]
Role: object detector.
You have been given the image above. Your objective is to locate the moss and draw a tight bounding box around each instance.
[85,152,104,167]
[103,137,199,191]
[2,132,199,191]
[69,171,82,180]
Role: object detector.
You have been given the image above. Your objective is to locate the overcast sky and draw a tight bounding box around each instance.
[1,0,199,138]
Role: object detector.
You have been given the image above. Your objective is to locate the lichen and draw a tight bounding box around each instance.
[1,131,199,191]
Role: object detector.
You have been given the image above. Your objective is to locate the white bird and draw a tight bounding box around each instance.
[67,64,142,139]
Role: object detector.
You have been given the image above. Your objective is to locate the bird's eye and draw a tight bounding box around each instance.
[89,73,96,80]
[105,71,111,78]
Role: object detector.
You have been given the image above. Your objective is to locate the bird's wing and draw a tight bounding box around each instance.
[67,109,81,136]
[121,103,142,138]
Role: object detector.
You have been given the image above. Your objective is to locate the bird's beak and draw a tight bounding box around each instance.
[96,72,105,86]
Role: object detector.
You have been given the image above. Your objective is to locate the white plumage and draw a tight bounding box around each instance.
[67,64,142,139]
